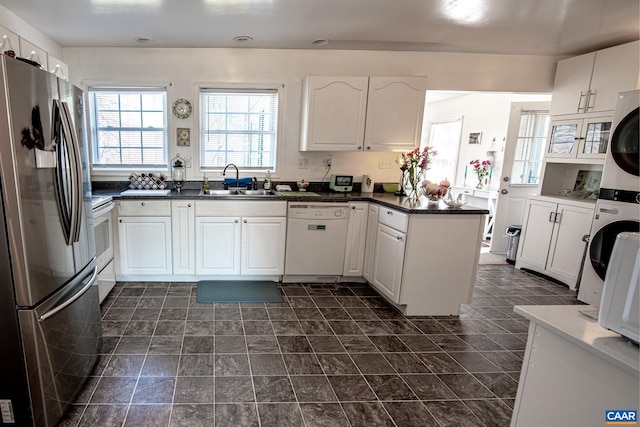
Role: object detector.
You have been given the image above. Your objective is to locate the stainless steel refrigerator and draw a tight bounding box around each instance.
[0,56,101,426]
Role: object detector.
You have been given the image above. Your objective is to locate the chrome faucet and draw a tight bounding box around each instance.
[222,163,239,188]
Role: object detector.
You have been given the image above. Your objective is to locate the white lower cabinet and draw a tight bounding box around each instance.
[343,202,368,276]
[516,196,594,288]
[195,217,241,275]
[371,223,406,301]
[362,204,379,281]
[118,217,172,275]
[241,217,287,275]
[117,200,172,275]
[195,201,287,277]
[172,200,195,275]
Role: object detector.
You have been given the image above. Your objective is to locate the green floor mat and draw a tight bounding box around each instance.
[196,280,283,303]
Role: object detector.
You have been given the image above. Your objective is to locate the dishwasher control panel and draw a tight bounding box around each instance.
[288,203,350,220]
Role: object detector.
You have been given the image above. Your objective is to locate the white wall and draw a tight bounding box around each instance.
[63,47,560,183]
[422,92,551,188]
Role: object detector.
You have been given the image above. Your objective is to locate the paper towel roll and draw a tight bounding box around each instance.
[362,174,374,193]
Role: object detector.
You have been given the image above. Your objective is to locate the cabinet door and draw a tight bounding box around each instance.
[577,117,612,159]
[546,204,593,288]
[299,76,369,151]
[363,204,379,281]
[517,199,556,270]
[546,118,582,158]
[118,217,172,275]
[241,217,286,275]
[549,52,595,116]
[0,25,20,57]
[364,76,427,151]
[371,223,406,303]
[343,203,368,276]
[195,217,241,275]
[172,201,195,275]
[589,41,640,114]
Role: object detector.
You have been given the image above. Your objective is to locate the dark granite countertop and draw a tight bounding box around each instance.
[92,187,489,215]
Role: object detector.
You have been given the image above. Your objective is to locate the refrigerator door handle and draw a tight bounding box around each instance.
[38,266,98,322]
[60,100,83,243]
[53,99,83,244]
[52,100,72,243]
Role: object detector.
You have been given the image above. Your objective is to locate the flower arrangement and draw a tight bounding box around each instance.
[469,159,492,189]
[398,146,437,200]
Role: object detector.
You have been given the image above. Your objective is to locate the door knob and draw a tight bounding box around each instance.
[501,189,509,194]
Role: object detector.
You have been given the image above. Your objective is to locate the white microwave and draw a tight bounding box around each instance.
[598,232,640,343]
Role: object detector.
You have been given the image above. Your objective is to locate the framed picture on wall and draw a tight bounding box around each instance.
[469,132,482,144]
[177,128,190,146]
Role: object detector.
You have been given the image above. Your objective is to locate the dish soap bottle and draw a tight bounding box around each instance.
[202,176,210,194]
[264,170,271,190]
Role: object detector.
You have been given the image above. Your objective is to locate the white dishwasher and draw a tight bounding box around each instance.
[285,203,349,276]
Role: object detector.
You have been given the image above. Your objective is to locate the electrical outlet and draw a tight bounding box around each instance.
[298,159,309,169]
[322,155,332,167]
[184,157,192,168]
[379,160,394,169]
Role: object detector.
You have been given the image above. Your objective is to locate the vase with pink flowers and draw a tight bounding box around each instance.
[469,159,492,189]
[398,146,437,201]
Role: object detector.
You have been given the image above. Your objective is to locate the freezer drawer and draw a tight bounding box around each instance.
[17,265,101,426]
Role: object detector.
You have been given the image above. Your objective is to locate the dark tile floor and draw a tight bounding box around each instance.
[58,265,581,427]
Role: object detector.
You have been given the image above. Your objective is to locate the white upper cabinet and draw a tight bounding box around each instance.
[300,75,427,152]
[48,54,69,81]
[18,38,48,70]
[364,77,427,152]
[0,25,20,57]
[299,76,369,151]
[550,41,640,116]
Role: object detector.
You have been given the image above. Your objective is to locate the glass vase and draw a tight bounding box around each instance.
[404,168,423,201]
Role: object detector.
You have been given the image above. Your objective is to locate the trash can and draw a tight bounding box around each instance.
[505,225,521,264]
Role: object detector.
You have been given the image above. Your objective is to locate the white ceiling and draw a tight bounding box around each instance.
[2,0,638,55]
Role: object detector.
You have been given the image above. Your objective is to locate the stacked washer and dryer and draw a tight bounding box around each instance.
[578,90,640,306]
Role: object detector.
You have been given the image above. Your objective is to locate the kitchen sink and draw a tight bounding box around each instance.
[200,189,237,195]
[199,189,276,196]
[237,189,275,195]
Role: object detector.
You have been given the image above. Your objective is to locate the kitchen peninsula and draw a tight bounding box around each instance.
[95,185,489,316]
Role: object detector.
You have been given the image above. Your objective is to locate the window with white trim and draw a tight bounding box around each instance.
[423,117,463,182]
[88,87,167,168]
[511,110,550,185]
[199,88,278,170]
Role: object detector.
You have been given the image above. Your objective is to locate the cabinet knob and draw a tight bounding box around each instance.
[387,211,392,215]
[351,206,356,209]
[366,146,371,150]
[234,219,239,223]
[119,219,122,223]
[396,236,403,241]
[244,219,248,223]
[188,204,191,207]
[141,202,145,206]
[357,146,362,150]
[501,189,508,195]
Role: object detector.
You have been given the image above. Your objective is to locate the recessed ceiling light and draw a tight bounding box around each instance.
[311,39,330,46]
[134,37,152,44]
[233,36,254,43]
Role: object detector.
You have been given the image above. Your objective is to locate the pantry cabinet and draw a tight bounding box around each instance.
[343,202,369,276]
[516,196,594,288]
[299,75,427,152]
[550,41,639,116]
[117,200,172,276]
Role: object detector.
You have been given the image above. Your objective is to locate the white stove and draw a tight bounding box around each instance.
[91,194,115,303]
